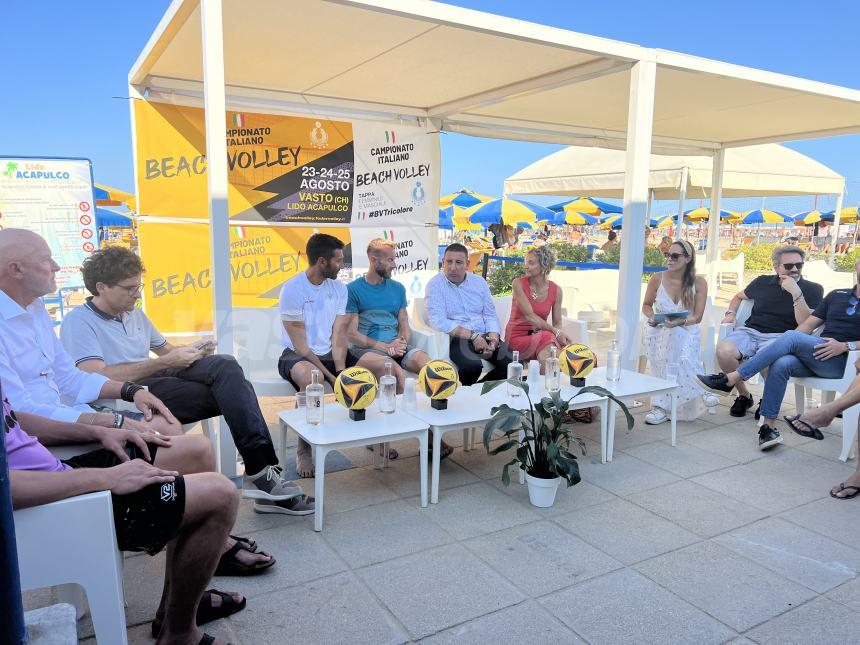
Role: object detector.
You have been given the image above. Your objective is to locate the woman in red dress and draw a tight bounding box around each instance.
[505,246,573,365]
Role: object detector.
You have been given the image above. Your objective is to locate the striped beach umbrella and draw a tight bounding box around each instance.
[94,183,136,211]
[790,210,823,226]
[650,215,675,228]
[464,198,555,227]
[439,189,494,209]
[438,207,454,230]
[683,207,735,221]
[598,214,624,230]
[563,211,600,226]
[549,197,623,216]
[822,207,860,223]
[452,214,482,231]
[731,209,791,225]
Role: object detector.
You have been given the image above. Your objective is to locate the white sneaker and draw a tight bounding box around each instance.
[703,393,720,408]
[645,408,669,425]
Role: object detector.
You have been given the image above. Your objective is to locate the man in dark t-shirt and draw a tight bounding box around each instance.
[699,260,860,452]
[717,246,823,418]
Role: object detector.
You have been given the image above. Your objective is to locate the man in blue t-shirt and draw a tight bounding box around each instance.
[346,238,430,390]
[698,259,860,452]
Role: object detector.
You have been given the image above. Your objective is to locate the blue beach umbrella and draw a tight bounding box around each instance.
[438,206,454,230]
[464,198,556,227]
[731,209,791,225]
[439,189,494,209]
[95,208,133,228]
[548,197,623,215]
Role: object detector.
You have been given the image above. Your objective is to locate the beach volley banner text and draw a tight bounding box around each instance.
[137,221,435,333]
[133,101,439,228]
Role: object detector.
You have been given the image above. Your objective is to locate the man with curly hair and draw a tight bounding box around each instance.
[60,246,313,516]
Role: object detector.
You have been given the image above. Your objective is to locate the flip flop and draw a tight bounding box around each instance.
[214,542,276,576]
[830,483,860,500]
[783,415,824,440]
[151,589,246,638]
[229,535,257,552]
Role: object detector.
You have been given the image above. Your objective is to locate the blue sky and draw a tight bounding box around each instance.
[2,1,858,215]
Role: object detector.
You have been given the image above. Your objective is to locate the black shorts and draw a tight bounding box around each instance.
[63,444,185,556]
[277,348,356,390]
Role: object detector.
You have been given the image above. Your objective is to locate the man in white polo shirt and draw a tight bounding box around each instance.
[60,245,312,515]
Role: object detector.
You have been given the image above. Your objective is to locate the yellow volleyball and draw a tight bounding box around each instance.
[417,360,459,400]
[334,367,378,410]
[560,344,596,379]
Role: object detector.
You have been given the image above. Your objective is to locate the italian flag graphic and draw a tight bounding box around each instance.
[358,212,367,220]
[232,113,246,127]
[232,226,246,239]
[382,230,395,241]
[384,130,396,144]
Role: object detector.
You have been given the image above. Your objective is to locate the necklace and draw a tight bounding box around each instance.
[529,278,548,300]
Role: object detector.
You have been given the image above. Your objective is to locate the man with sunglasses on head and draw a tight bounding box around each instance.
[60,246,313,515]
[715,246,823,420]
[698,258,860,452]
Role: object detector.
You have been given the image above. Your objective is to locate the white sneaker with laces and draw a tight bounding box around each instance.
[645,408,669,425]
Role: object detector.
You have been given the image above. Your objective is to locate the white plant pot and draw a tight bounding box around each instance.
[525,472,560,507]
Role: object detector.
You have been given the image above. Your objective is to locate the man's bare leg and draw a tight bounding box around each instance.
[155,472,239,645]
[152,435,272,568]
[289,362,315,478]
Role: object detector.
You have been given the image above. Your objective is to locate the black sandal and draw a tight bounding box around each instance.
[229,534,257,552]
[199,634,234,645]
[151,589,247,637]
[783,415,824,440]
[214,541,276,576]
[831,483,860,500]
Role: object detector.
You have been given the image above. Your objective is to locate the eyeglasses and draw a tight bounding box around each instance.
[782,262,804,271]
[664,252,687,261]
[114,282,144,295]
[849,295,859,316]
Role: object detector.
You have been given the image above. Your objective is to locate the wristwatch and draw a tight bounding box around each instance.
[848,342,857,352]
[469,331,480,342]
[725,310,736,316]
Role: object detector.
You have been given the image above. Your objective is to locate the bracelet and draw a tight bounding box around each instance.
[469,331,479,342]
[121,382,145,402]
[793,296,804,305]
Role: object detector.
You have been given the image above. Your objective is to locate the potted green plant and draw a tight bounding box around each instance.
[480,379,634,507]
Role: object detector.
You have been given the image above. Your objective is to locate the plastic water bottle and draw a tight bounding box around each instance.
[527,360,541,389]
[403,377,417,411]
[507,350,523,396]
[379,361,396,413]
[305,369,324,425]
[606,339,621,381]
[545,345,561,393]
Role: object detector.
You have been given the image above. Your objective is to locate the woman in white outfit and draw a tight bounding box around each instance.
[642,239,717,424]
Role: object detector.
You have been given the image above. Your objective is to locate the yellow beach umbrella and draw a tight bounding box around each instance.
[452,214,482,231]
[439,189,494,209]
[94,184,136,211]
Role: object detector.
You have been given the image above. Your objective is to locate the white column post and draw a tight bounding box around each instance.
[201,0,237,479]
[706,149,725,290]
[616,59,656,370]
[830,190,844,269]
[677,166,689,238]
[200,0,232,353]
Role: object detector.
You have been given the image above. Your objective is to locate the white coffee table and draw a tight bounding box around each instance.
[587,367,679,462]
[278,406,429,531]
[403,381,608,504]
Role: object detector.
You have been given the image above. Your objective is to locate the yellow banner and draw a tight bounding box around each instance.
[134,101,354,222]
[138,220,351,332]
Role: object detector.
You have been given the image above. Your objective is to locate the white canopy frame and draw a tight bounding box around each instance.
[129,0,860,370]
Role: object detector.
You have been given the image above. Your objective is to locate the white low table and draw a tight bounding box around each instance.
[587,367,679,462]
[403,381,608,504]
[277,406,429,531]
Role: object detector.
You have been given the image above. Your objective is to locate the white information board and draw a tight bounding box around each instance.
[0,157,96,288]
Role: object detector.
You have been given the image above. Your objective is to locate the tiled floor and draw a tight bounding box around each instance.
[25,390,860,644]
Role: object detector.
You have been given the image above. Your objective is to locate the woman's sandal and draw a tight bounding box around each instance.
[151,589,247,637]
[783,415,825,440]
[214,541,276,576]
[200,634,234,645]
[830,483,860,500]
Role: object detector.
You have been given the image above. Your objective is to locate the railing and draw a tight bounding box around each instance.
[486,255,667,272]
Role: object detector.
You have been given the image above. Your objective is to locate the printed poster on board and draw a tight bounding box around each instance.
[0,157,96,288]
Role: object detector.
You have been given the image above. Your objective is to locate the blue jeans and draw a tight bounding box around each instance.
[737,330,846,420]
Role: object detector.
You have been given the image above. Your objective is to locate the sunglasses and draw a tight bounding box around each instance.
[782,262,804,271]
[664,252,687,261]
[849,295,859,316]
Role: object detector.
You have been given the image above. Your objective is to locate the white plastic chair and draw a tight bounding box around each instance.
[14,491,128,645]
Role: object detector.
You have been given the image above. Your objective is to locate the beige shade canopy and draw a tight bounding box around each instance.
[504,144,845,200]
[131,0,860,155]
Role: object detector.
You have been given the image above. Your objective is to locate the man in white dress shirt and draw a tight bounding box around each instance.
[425,243,513,386]
[0,229,177,435]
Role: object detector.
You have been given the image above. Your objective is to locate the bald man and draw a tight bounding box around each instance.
[0,228,179,435]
